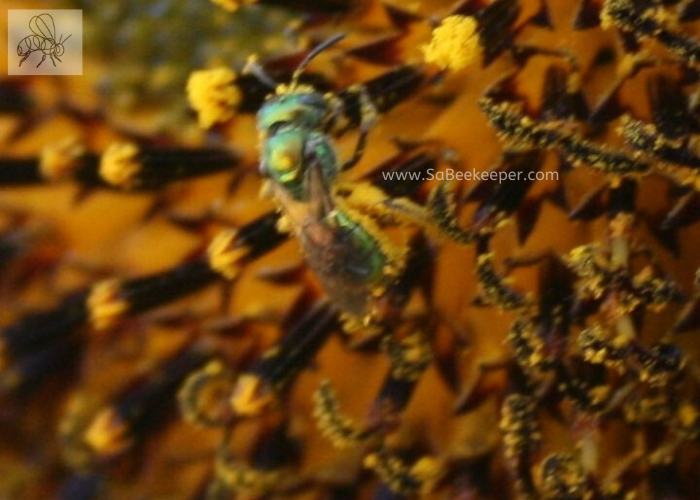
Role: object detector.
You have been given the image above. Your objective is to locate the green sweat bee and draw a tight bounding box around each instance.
[254,34,440,333]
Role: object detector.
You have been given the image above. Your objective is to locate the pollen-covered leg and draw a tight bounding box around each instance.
[334,181,432,228]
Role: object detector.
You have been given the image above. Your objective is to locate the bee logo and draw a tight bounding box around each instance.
[17,13,72,68]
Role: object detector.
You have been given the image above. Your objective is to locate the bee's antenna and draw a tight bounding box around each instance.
[291,33,345,88]
[243,55,278,89]
[62,34,72,44]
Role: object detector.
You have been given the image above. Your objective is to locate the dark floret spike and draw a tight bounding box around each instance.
[0,292,87,362]
[607,177,637,217]
[0,145,240,191]
[476,0,521,65]
[590,82,625,124]
[367,149,440,199]
[0,80,33,114]
[382,2,425,30]
[120,147,239,190]
[538,255,575,336]
[477,151,543,218]
[574,0,603,29]
[91,145,241,191]
[234,211,286,260]
[663,191,700,229]
[529,0,554,29]
[253,0,354,13]
[0,158,47,185]
[346,34,407,66]
[56,472,104,500]
[253,423,299,472]
[515,198,542,244]
[112,345,212,436]
[120,260,220,316]
[451,457,495,500]
[679,0,700,22]
[372,483,407,500]
[649,463,686,500]
[645,213,681,256]
[674,296,700,332]
[648,75,698,139]
[249,303,338,392]
[540,66,589,121]
[569,183,609,220]
[591,46,617,68]
[0,336,82,393]
[333,65,427,134]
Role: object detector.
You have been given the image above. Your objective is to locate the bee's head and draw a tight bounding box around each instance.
[257,91,328,135]
[255,34,345,137]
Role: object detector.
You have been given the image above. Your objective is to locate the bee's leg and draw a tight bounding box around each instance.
[335,181,432,227]
[18,53,30,67]
[36,54,46,68]
[340,86,378,171]
[338,180,476,244]
[53,53,62,63]
[49,54,57,66]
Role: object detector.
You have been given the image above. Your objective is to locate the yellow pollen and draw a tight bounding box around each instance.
[230,374,273,416]
[210,0,257,12]
[186,67,241,128]
[207,229,248,280]
[87,279,129,331]
[99,142,142,189]
[422,15,482,71]
[40,136,85,181]
[83,408,132,457]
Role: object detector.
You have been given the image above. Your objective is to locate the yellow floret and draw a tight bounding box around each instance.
[422,15,482,71]
[186,67,241,128]
[210,0,257,12]
[99,142,141,189]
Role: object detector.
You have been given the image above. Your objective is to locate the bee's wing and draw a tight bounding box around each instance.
[29,14,56,40]
[305,149,336,221]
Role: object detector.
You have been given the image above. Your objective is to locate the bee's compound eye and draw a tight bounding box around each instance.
[263,132,307,187]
